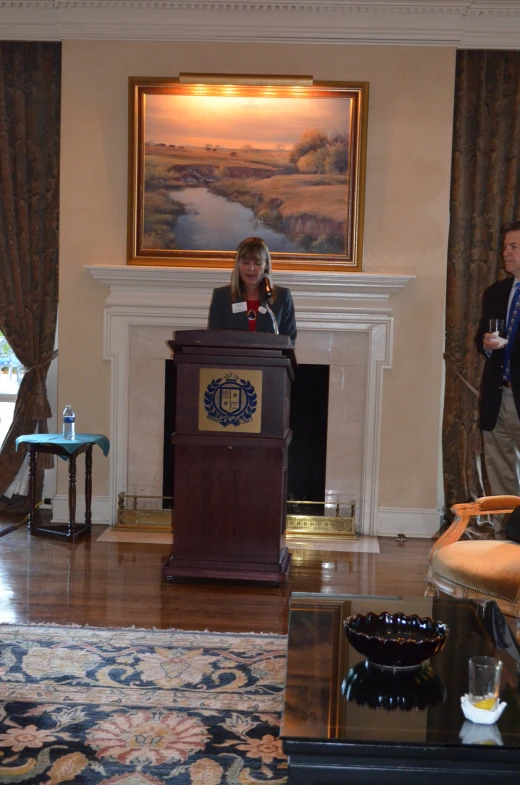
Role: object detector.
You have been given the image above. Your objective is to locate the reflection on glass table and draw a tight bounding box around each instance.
[281,593,520,784]
[342,660,446,712]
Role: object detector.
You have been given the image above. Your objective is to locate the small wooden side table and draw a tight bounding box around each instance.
[15,434,110,542]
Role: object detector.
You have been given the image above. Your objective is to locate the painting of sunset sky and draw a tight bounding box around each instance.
[143,92,353,255]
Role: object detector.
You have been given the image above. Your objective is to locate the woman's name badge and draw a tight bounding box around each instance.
[258,306,267,314]
[232,302,247,313]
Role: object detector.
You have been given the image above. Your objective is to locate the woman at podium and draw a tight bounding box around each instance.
[208,237,297,344]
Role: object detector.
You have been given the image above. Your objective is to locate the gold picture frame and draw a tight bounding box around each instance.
[128,75,368,271]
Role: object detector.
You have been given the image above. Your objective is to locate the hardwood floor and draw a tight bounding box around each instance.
[0,517,434,634]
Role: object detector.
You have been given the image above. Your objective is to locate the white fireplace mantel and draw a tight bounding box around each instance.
[86,265,413,311]
[85,264,414,535]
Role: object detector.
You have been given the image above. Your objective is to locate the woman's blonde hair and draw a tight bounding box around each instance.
[230,237,276,302]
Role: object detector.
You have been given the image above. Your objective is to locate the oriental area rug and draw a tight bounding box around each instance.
[0,624,288,785]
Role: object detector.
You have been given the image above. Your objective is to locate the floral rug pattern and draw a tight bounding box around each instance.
[0,625,288,784]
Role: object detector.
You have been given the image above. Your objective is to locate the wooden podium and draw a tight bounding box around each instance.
[162,329,296,585]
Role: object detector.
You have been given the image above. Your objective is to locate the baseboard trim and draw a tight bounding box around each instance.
[377,507,442,538]
[51,498,441,536]
[52,495,111,526]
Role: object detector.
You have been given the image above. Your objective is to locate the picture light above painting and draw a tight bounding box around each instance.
[128,75,368,272]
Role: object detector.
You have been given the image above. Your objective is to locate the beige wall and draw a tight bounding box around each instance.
[58,41,455,510]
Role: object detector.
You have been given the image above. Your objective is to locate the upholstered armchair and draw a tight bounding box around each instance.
[425,496,520,618]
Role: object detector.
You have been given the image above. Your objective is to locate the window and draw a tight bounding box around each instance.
[0,333,23,448]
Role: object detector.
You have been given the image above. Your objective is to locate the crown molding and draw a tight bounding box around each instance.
[1,1,520,48]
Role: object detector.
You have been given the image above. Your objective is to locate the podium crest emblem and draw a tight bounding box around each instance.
[204,373,257,427]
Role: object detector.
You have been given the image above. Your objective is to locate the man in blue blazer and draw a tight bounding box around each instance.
[478,219,520,529]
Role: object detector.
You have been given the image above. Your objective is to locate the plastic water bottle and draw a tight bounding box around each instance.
[62,405,76,440]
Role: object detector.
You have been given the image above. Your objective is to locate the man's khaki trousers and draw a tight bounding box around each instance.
[483,386,520,537]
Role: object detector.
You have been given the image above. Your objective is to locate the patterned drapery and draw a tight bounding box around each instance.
[443,51,520,516]
[0,42,61,510]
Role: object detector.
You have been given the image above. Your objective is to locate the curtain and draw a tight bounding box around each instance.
[0,42,61,510]
[443,51,520,516]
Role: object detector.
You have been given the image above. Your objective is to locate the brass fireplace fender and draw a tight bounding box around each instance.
[116,493,357,539]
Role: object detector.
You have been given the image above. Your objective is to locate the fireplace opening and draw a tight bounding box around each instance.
[287,364,329,517]
[162,361,329,512]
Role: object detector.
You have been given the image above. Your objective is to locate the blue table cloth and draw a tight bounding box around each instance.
[16,433,110,460]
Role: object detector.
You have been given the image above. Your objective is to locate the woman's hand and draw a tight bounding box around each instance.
[483,332,501,351]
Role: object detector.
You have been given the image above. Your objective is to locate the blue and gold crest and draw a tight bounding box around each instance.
[199,368,263,432]
[204,373,257,427]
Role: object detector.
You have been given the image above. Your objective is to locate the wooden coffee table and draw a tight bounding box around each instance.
[281,593,520,784]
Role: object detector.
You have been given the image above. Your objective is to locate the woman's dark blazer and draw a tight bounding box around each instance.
[208,284,297,344]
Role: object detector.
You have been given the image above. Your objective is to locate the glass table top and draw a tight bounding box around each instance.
[281,594,520,750]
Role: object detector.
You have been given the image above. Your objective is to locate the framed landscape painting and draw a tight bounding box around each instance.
[128,77,368,271]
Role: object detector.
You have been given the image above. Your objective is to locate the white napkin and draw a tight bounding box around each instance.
[460,694,507,724]
[491,331,508,348]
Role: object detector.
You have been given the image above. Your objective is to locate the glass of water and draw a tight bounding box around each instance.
[489,319,505,336]
[468,656,502,711]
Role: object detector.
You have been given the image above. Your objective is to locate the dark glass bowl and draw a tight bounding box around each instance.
[344,611,449,670]
[342,661,446,711]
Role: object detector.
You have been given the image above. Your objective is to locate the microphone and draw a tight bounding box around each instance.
[262,276,279,335]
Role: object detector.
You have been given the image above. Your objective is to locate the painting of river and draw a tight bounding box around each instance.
[130,80,368,269]
[171,188,305,252]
